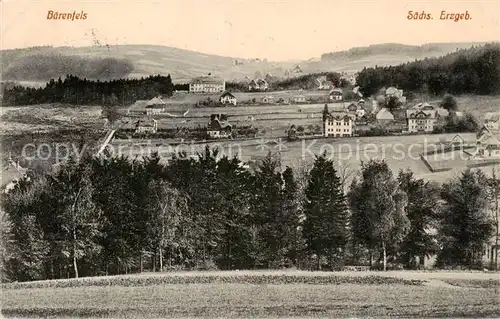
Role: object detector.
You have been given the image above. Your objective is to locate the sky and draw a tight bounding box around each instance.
[2,0,499,61]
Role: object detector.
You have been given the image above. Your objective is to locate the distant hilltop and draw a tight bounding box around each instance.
[320,42,492,61]
[1,42,497,84]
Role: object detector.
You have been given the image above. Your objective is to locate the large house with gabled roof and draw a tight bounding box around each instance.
[207,114,232,139]
[219,91,237,106]
[406,109,437,133]
[189,75,225,93]
[323,105,353,137]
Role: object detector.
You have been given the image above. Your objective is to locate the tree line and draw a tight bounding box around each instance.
[356,43,500,97]
[1,149,498,282]
[1,75,178,106]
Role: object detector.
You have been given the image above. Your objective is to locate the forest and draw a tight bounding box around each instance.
[356,43,500,97]
[1,148,498,282]
[1,75,176,106]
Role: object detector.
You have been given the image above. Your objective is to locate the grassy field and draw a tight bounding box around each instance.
[110,132,499,185]
[2,271,499,318]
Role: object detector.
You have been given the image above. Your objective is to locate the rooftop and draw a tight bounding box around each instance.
[190,76,225,85]
[147,97,166,106]
[484,112,500,122]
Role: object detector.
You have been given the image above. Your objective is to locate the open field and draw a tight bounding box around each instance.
[2,271,499,318]
[110,132,500,184]
[0,104,104,135]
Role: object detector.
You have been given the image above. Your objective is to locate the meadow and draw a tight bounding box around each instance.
[2,271,499,318]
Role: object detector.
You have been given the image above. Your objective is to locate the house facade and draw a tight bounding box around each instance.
[2,159,28,194]
[135,119,158,134]
[316,76,332,90]
[475,126,500,158]
[145,96,166,115]
[329,89,343,102]
[189,75,225,93]
[406,110,437,133]
[207,114,232,139]
[376,108,395,125]
[484,112,500,131]
[262,96,275,104]
[249,79,269,91]
[323,106,353,137]
[219,91,237,106]
[293,95,306,103]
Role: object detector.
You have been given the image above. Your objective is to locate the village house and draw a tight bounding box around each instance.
[293,95,306,103]
[1,158,28,194]
[145,97,166,115]
[189,75,225,93]
[356,108,366,119]
[207,114,232,139]
[262,96,275,104]
[412,102,435,111]
[345,102,358,113]
[385,86,407,105]
[316,76,332,90]
[340,73,357,86]
[277,97,290,104]
[135,119,158,134]
[329,88,343,102]
[484,112,500,131]
[219,91,237,106]
[323,105,353,137]
[375,108,395,125]
[406,109,437,133]
[248,79,269,91]
[343,102,366,120]
[475,125,500,159]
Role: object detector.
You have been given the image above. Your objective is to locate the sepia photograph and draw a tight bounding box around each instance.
[1,0,499,317]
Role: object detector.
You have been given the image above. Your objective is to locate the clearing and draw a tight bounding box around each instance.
[2,270,499,318]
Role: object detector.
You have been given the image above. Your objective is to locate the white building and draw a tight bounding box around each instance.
[406,109,437,133]
[145,97,166,115]
[262,96,275,104]
[135,119,158,134]
[329,89,343,101]
[219,91,237,106]
[484,112,500,131]
[293,95,306,103]
[2,159,28,194]
[475,125,500,159]
[323,110,353,137]
[189,75,225,93]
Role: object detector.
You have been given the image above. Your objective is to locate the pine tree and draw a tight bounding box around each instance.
[303,154,349,270]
